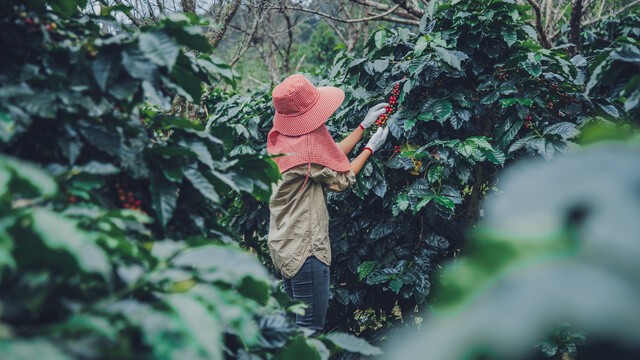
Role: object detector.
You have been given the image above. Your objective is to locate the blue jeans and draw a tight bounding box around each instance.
[283,256,330,335]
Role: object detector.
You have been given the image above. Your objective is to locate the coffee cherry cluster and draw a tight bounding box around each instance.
[524,115,534,129]
[20,12,57,33]
[496,65,509,80]
[114,177,142,211]
[393,145,402,154]
[376,83,401,127]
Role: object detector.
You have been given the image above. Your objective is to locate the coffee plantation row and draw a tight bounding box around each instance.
[1,0,639,359]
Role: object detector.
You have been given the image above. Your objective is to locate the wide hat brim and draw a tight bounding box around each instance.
[272,86,345,136]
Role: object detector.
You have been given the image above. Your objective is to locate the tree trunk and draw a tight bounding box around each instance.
[209,0,242,49]
[567,0,583,58]
[181,0,196,14]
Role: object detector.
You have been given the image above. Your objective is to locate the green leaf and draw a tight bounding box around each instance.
[324,333,383,356]
[481,91,500,104]
[597,103,619,117]
[414,36,429,56]
[308,339,330,360]
[386,156,414,170]
[0,339,73,360]
[138,31,180,72]
[374,30,385,49]
[518,98,533,107]
[50,0,86,16]
[483,149,506,165]
[434,46,462,70]
[389,277,403,293]
[372,59,389,72]
[1,156,56,197]
[434,196,455,210]
[183,167,220,203]
[500,98,517,107]
[428,165,444,183]
[501,27,518,48]
[92,51,119,92]
[74,161,120,175]
[150,175,178,227]
[172,65,204,104]
[172,245,269,283]
[432,100,453,122]
[413,195,434,214]
[509,135,535,153]
[121,48,157,83]
[277,338,321,360]
[238,276,270,305]
[169,25,213,53]
[0,111,14,143]
[357,261,376,281]
[405,117,418,130]
[522,61,542,76]
[333,42,346,50]
[167,295,222,360]
[32,209,110,277]
[544,122,579,140]
[521,24,538,39]
[396,193,410,212]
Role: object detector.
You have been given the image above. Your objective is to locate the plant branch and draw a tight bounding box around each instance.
[209,0,242,49]
[113,0,141,27]
[582,0,640,26]
[526,0,552,48]
[274,3,402,24]
[230,0,269,67]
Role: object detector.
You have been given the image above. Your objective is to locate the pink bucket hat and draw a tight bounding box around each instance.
[272,74,345,136]
[268,74,351,175]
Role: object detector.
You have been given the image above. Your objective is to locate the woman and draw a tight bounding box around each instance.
[266,74,390,335]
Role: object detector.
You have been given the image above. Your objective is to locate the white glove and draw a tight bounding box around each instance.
[364,126,390,154]
[360,103,389,129]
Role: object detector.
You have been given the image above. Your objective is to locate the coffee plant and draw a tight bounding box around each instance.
[390,141,640,360]
[0,1,381,359]
[211,0,629,349]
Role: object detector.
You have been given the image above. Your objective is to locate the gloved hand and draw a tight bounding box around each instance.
[360,103,389,129]
[364,126,390,154]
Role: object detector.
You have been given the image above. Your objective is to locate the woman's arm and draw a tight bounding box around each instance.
[350,126,389,175]
[350,148,371,175]
[338,127,364,155]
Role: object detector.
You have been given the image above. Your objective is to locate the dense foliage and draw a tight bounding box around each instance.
[391,140,640,360]
[212,0,630,348]
[0,1,381,359]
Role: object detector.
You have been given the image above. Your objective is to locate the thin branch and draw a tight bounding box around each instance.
[369,13,420,26]
[230,0,269,66]
[248,75,268,87]
[582,0,597,15]
[294,54,306,73]
[325,18,350,46]
[113,0,141,27]
[526,0,552,48]
[351,0,421,20]
[275,4,402,24]
[156,0,165,15]
[209,0,242,49]
[391,0,426,18]
[145,0,156,21]
[583,0,640,26]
